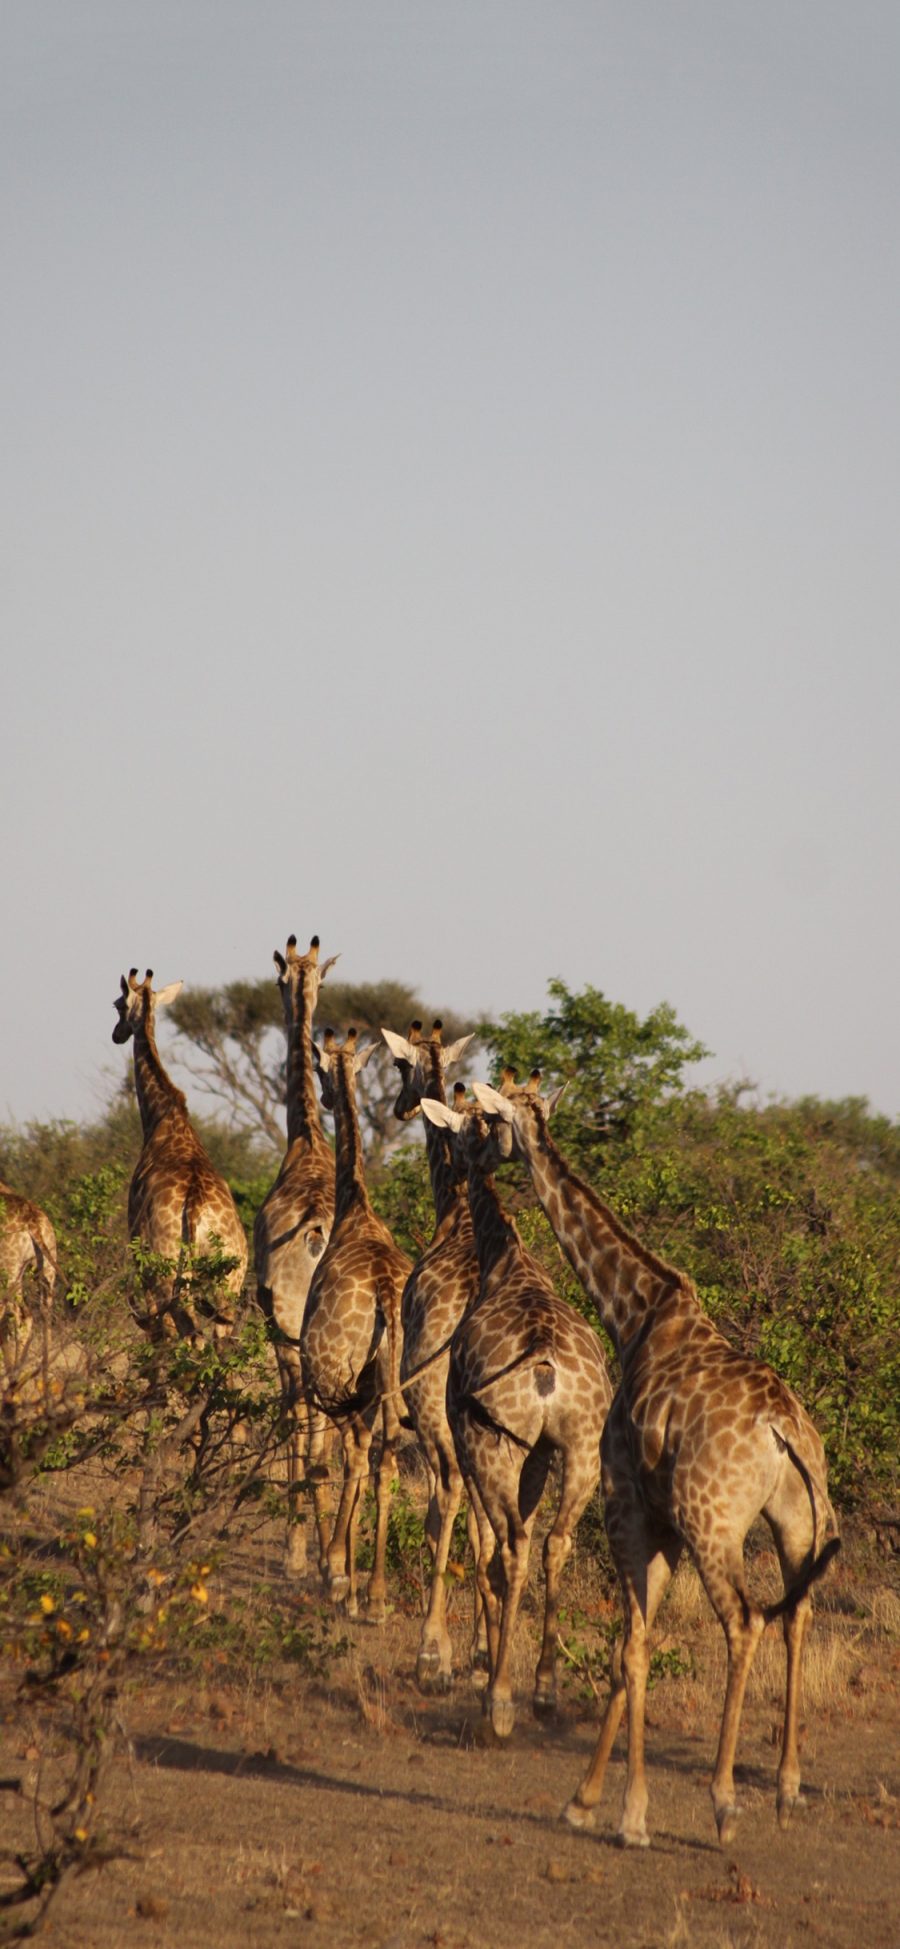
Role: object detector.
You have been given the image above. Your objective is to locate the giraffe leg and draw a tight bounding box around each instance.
[365,1431,397,1624]
[564,1636,627,1831]
[285,1402,309,1577]
[703,1570,766,1845]
[277,1354,311,1579]
[486,1505,538,1739]
[327,1423,370,1612]
[417,1447,465,1691]
[469,1493,501,1698]
[765,1487,820,1827]
[617,1538,682,1846]
[467,1494,490,1686]
[777,1594,811,1826]
[534,1447,600,1717]
[565,1507,680,1845]
[306,1405,334,1572]
[345,1470,365,1618]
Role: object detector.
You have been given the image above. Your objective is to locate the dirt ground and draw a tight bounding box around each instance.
[2,1521,898,1949]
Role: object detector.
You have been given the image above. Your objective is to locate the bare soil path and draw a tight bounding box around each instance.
[2,1553,898,1949]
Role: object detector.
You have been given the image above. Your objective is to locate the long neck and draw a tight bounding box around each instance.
[284,974,324,1148]
[465,1157,518,1282]
[331,1060,370,1222]
[132,1019,187,1139]
[419,1056,463,1229]
[517,1117,687,1358]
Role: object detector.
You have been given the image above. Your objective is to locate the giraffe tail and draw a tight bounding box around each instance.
[762,1534,841,1624]
[454,1331,556,1451]
[761,1420,841,1623]
[303,1367,378,1424]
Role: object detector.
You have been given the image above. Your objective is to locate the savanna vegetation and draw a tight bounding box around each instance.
[0,973,897,1936]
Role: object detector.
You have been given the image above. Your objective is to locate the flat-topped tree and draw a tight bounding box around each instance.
[113,969,247,1338]
[473,1074,840,1847]
[254,933,338,1576]
[168,969,478,1166]
[300,1029,412,1621]
[421,1093,612,1738]
[382,1020,485,1691]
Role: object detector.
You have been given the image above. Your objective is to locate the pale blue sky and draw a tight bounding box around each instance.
[3,2,898,1126]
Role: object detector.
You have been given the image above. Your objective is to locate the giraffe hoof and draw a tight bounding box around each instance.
[328,1572,350,1603]
[715,1804,740,1846]
[362,1600,389,1627]
[532,1688,557,1719]
[284,1539,309,1580]
[777,1791,803,1829]
[416,1648,452,1694]
[490,1699,516,1739]
[470,1650,490,1692]
[618,1826,651,1850]
[563,1800,595,1832]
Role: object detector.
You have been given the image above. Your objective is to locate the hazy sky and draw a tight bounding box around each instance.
[4,2,899,1128]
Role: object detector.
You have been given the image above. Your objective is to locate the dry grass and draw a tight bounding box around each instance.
[866,1584,900,1637]
[746,1615,861,1710]
[351,1648,405,1737]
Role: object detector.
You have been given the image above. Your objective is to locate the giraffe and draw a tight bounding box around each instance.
[382,1019,486,1691]
[421,1094,612,1738]
[472,1074,840,1846]
[254,934,338,1577]
[300,1029,412,1622]
[112,969,248,1338]
[0,1179,57,1370]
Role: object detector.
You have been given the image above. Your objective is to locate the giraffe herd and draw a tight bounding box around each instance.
[0,932,841,1850]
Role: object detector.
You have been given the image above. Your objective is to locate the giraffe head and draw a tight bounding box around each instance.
[382,1018,475,1121]
[313,1027,378,1113]
[273,932,338,1027]
[112,968,184,1044]
[470,1072,566,1161]
[420,1089,501,1179]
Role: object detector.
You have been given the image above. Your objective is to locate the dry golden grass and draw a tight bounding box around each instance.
[746,1614,861,1710]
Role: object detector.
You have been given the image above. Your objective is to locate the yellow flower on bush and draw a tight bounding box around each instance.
[56,1619,72,1639]
[190,1581,209,1606]
[82,1533,98,1550]
[39,1594,55,1615]
[146,1568,165,1587]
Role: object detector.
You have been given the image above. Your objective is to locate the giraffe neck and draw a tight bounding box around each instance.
[331,1061,371,1222]
[419,1056,463,1228]
[131,1021,187,1139]
[284,973,325,1148]
[517,1117,687,1358]
[465,1156,518,1281]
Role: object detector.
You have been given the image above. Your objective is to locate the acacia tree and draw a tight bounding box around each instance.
[482,977,710,1171]
[165,976,480,1169]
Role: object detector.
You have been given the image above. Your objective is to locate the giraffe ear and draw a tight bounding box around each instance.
[545,1082,568,1116]
[421,1098,464,1134]
[313,1040,332,1074]
[471,1082,514,1122]
[443,1034,475,1069]
[353,1040,379,1073]
[273,950,287,977]
[381,1028,418,1064]
[319,954,339,980]
[153,980,184,1010]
